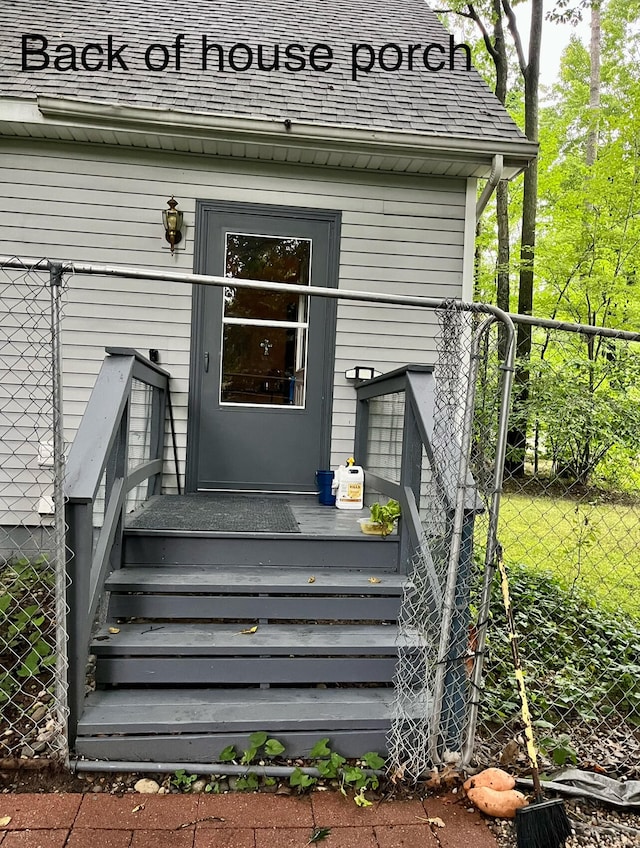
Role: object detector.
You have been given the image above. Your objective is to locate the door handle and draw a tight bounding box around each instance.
[204,352,209,373]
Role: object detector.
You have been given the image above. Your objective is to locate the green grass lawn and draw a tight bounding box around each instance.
[486,493,640,618]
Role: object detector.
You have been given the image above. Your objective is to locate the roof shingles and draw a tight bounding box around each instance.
[0,0,528,145]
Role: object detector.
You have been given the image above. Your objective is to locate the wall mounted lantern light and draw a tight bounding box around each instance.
[162,196,183,254]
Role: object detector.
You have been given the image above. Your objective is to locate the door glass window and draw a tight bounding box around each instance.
[221,233,311,407]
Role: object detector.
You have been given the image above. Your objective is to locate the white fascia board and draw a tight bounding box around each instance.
[0,96,537,178]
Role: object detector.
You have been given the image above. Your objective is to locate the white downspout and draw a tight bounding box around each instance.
[475,154,504,221]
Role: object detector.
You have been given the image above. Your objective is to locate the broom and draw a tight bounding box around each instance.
[495,546,572,848]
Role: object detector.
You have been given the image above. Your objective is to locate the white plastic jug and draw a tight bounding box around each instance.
[333,458,364,510]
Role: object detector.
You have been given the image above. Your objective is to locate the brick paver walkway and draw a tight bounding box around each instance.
[0,791,498,848]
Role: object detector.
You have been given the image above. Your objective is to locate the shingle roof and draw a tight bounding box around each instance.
[0,0,528,146]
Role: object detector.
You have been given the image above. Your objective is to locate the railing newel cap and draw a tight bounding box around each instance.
[105,346,171,379]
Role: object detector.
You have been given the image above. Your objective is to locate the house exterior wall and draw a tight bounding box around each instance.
[0,138,471,505]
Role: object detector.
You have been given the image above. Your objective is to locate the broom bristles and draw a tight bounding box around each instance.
[515,798,572,848]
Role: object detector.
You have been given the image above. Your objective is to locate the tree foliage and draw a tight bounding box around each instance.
[463,0,640,485]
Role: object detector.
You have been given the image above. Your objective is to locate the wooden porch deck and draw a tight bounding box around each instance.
[125,493,376,537]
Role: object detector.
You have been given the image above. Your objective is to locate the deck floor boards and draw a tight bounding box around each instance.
[125,494,383,538]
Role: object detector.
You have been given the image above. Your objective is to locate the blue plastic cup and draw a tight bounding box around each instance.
[315,470,335,506]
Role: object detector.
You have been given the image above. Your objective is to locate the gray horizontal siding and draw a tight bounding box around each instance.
[0,139,468,501]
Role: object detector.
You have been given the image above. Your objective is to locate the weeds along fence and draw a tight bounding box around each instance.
[469,317,640,781]
[0,258,68,763]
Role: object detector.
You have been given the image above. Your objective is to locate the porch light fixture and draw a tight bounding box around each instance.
[162,196,183,254]
[345,366,380,381]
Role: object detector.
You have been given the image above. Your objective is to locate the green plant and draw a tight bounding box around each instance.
[0,556,56,705]
[171,769,198,791]
[218,744,237,762]
[239,731,285,765]
[479,561,640,731]
[290,767,317,790]
[235,772,260,791]
[368,499,401,536]
[538,733,578,767]
[302,739,383,802]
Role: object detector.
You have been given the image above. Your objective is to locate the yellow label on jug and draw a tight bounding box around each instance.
[346,483,363,500]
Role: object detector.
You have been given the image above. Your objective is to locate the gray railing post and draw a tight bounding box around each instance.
[64,349,170,750]
[353,390,370,469]
[149,383,167,497]
[399,392,422,572]
[65,499,94,745]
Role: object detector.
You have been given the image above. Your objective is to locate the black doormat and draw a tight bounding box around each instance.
[127,494,300,533]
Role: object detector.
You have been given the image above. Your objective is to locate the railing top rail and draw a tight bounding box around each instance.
[65,354,135,502]
[106,346,170,379]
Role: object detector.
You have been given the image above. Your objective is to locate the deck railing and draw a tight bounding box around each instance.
[354,364,480,571]
[65,348,171,740]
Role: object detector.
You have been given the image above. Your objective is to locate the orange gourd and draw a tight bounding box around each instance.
[463,767,516,793]
[467,786,529,819]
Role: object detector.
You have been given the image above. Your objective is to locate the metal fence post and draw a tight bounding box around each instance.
[49,261,69,763]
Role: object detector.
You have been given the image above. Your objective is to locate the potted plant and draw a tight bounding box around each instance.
[358,499,401,537]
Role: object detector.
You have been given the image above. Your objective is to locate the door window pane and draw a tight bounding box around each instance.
[224,234,311,321]
[221,325,304,406]
[221,233,311,407]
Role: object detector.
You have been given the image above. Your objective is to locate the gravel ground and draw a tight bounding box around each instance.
[488,797,640,848]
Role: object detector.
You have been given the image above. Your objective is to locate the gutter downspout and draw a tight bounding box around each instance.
[475,154,504,221]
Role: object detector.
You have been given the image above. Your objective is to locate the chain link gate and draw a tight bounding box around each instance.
[380,309,514,779]
[0,258,68,763]
[468,318,640,781]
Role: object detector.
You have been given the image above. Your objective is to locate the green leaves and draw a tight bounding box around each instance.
[369,500,401,536]
[481,560,640,730]
[290,767,317,790]
[309,738,332,758]
[264,738,285,757]
[218,745,237,763]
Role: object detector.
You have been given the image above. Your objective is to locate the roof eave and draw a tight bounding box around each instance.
[1,96,538,178]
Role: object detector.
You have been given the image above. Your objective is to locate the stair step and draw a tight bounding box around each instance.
[92,623,406,656]
[75,687,406,760]
[78,687,397,734]
[92,623,408,685]
[107,566,405,593]
[123,532,399,569]
[106,566,405,621]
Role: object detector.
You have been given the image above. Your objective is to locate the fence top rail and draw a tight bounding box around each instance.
[0,253,513,326]
[507,313,640,343]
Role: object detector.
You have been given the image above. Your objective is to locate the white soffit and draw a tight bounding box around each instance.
[0,97,535,179]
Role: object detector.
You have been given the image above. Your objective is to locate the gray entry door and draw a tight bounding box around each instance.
[189,203,339,492]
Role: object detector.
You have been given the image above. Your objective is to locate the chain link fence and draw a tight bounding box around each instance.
[470,320,640,781]
[2,252,638,782]
[363,309,510,779]
[0,258,68,763]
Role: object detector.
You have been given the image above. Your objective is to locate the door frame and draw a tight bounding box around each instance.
[186,200,341,492]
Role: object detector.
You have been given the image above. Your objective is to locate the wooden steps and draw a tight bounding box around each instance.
[75,688,401,760]
[75,515,409,762]
[106,565,403,620]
